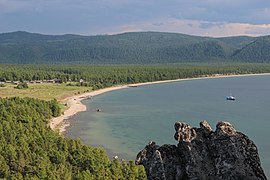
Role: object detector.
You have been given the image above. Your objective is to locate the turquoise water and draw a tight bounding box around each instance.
[66,75,270,176]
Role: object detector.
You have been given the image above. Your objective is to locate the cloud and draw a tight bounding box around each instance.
[0,0,270,36]
[245,24,270,35]
[152,22,164,27]
[107,17,270,37]
[199,22,225,29]
[2,0,270,24]
[169,0,270,24]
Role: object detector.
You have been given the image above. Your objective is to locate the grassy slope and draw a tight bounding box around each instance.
[0,83,90,101]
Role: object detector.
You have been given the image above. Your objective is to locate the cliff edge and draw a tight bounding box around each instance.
[136,121,266,180]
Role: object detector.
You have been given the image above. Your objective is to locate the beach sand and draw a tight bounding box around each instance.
[49,73,270,133]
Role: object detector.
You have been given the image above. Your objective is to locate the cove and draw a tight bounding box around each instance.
[65,75,270,177]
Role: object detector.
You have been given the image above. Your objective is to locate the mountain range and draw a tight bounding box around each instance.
[0,31,269,64]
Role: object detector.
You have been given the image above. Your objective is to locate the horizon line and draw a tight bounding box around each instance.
[0,30,268,39]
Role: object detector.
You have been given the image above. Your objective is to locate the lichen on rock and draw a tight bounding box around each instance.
[216,121,236,136]
[174,122,197,142]
[136,121,266,180]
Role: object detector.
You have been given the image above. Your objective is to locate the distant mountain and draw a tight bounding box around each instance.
[0,31,269,64]
[232,36,270,63]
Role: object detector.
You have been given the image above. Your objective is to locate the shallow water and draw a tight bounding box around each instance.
[66,75,270,176]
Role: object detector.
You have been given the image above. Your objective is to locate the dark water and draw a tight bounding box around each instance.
[66,75,270,176]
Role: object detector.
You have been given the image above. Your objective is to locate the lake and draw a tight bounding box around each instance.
[65,75,270,176]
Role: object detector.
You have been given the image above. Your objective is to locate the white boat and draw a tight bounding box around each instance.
[226,95,236,101]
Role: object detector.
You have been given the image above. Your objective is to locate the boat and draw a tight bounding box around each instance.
[128,85,138,88]
[226,95,236,101]
[87,95,92,99]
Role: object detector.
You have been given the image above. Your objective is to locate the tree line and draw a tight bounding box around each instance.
[1,64,270,90]
[0,97,146,179]
[2,64,270,178]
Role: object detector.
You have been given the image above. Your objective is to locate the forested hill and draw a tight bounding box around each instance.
[0,97,146,179]
[0,31,269,64]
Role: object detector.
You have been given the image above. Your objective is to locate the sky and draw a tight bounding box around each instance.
[0,0,270,37]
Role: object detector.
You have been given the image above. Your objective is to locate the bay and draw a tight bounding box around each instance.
[66,75,270,176]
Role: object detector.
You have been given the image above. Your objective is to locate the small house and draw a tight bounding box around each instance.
[54,79,62,83]
[47,80,55,83]
[13,81,20,85]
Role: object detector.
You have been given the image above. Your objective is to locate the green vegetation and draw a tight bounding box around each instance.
[2,64,270,179]
[1,63,270,101]
[15,82,28,89]
[0,97,146,179]
[1,30,270,179]
[0,83,90,101]
[232,36,270,62]
[2,64,270,89]
[1,31,269,64]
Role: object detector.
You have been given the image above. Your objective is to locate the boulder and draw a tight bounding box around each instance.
[136,121,266,180]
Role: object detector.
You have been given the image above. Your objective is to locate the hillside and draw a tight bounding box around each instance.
[0,97,146,179]
[0,31,269,64]
[232,36,270,62]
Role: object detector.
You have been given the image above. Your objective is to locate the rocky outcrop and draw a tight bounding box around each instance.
[136,121,266,180]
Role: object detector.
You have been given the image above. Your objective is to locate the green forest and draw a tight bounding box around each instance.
[0,97,146,179]
[2,64,270,179]
[0,31,270,64]
[1,64,270,90]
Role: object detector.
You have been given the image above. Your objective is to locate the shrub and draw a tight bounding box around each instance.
[15,83,28,89]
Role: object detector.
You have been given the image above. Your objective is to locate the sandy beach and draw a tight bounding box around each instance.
[49,72,270,133]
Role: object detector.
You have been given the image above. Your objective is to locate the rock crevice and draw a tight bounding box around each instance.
[136,121,266,180]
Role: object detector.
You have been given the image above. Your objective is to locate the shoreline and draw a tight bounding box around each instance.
[49,72,270,133]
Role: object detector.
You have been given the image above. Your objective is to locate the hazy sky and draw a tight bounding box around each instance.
[1,0,270,37]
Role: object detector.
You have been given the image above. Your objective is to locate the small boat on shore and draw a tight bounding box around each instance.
[87,95,92,99]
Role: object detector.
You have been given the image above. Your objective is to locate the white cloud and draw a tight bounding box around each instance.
[245,24,270,35]
[107,17,270,37]
[1,0,270,36]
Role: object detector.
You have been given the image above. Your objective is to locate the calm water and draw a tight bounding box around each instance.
[66,75,270,176]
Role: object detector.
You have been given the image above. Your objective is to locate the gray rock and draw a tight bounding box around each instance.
[200,120,212,136]
[136,121,266,180]
[174,122,197,142]
[215,121,236,136]
[135,141,166,180]
[136,142,185,180]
